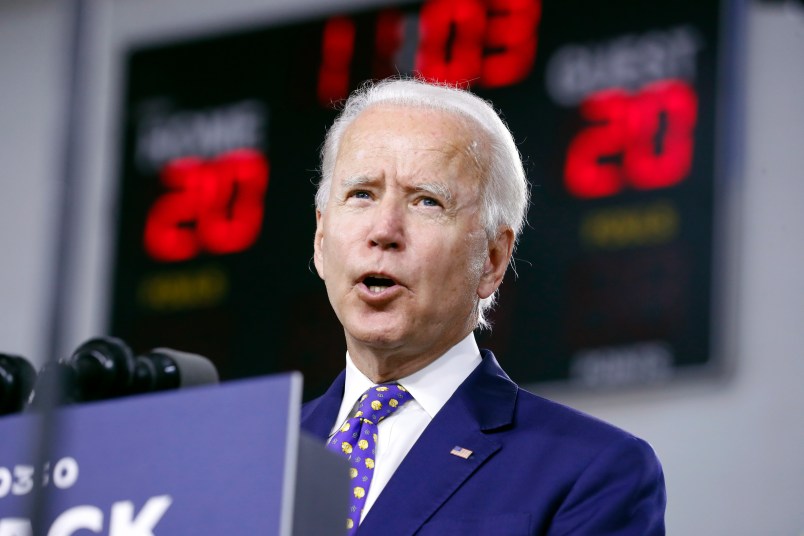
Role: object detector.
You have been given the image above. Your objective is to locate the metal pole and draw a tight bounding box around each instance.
[30,0,90,530]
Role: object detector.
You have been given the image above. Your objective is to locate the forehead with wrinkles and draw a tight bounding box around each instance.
[335,104,489,182]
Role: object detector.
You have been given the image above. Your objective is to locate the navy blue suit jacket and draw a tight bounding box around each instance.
[301,350,666,535]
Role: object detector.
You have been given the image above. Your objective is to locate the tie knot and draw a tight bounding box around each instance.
[353,383,412,424]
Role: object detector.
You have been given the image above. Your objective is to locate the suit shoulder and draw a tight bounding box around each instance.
[511,387,659,460]
[476,349,656,457]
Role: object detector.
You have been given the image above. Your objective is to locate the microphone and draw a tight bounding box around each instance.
[66,336,137,401]
[0,353,36,415]
[131,347,220,394]
[28,336,220,407]
[28,336,135,407]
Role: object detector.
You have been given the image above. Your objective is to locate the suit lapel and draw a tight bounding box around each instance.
[358,351,518,536]
[300,370,345,440]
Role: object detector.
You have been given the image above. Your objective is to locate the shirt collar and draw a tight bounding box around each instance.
[334,333,482,431]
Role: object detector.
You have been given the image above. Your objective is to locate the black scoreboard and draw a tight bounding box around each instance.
[111,0,740,398]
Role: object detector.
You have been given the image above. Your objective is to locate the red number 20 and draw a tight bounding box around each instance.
[564,80,698,199]
[143,149,269,262]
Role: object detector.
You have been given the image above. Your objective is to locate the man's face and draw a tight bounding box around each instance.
[314,104,510,372]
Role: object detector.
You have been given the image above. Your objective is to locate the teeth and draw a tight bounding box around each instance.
[363,275,394,294]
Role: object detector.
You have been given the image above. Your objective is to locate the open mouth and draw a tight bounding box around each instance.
[362,275,397,294]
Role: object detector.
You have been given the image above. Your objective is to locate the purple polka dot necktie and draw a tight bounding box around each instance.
[327,383,413,534]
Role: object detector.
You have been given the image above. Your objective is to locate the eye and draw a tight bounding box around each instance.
[349,190,372,200]
[417,196,442,208]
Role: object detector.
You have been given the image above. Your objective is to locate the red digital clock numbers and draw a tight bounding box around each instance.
[143,149,269,262]
[317,0,541,105]
[564,79,698,199]
[318,16,357,106]
[418,0,540,87]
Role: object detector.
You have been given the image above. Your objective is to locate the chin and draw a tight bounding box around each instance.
[351,327,406,348]
[344,316,409,349]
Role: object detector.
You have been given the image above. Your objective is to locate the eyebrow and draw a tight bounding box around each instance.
[413,182,454,203]
[339,175,454,203]
[340,175,374,190]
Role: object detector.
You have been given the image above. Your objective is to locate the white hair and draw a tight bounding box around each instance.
[316,78,529,329]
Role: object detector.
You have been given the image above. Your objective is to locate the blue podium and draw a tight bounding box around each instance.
[0,373,347,535]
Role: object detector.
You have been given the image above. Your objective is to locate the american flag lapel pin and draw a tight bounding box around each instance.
[450,446,473,459]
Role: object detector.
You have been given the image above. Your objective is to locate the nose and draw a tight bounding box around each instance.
[367,197,404,250]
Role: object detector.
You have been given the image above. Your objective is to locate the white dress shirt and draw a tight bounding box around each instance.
[328,333,482,522]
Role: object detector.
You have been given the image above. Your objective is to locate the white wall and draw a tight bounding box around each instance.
[0,0,67,362]
[0,0,802,534]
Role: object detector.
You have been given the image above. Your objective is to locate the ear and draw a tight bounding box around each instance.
[477,227,515,299]
[313,210,325,280]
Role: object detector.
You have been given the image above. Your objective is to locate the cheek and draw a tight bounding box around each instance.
[321,225,356,283]
[467,247,486,280]
[459,232,489,276]
[430,239,486,294]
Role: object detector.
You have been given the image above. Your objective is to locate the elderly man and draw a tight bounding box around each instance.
[301,79,666,535]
